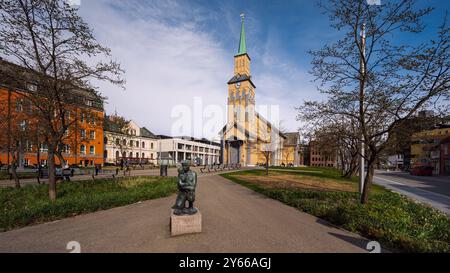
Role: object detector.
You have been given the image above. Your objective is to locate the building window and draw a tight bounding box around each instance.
[19,120,27,131]
[80,129,86,139]
[80,113,85,123]
[151,142,154,149]
[116,151,120,159]
[80,145,86,154]
[89,146,95,155]
[136,141,139,147]
[104,137,108,145]
[40,143,48,153]
[122,139,127,146]
[63,145,71,154]
[136,152,139,158]
[15,101,23,112]
[142,153,145,158]
[89,131,95,140]
[129,152,133,158]
[116,138,120,145]
[129,140,133,147]
[150,153,154,159]
[142,142,145,148]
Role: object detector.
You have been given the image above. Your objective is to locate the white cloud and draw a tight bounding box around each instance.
[79,0,230,138]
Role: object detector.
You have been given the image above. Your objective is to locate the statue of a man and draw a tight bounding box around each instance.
[172,161,198,215]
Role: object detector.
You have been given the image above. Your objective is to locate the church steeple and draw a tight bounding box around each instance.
[237,13,247,55]
[233,13,251,76]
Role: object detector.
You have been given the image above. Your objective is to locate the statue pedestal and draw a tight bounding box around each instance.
[170,209,202,236]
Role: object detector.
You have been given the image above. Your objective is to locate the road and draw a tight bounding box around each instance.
[373,171,450,215]
[0,174,373,253]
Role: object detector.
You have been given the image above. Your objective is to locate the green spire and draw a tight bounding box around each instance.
[237,13,247,55]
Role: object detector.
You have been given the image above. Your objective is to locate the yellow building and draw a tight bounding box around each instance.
[411,126,450,174]
[220,14,299,167]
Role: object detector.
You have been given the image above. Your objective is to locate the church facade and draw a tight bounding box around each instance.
[220,14,300,167]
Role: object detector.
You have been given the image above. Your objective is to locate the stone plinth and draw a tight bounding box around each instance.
[170,209,202,236]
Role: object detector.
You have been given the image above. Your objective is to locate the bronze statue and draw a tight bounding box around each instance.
[172,161,198,215]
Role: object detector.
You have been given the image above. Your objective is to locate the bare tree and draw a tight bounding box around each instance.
[260,143,272,175]
[0,0,124,200]
[0,76,40,188]
[104,114,131,167]
[298,0,449,204]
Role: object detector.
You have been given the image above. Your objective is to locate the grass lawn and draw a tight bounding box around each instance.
[221,168,450,253]
[0,176,177,231]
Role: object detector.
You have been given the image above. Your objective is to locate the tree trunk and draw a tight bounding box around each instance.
[36,144,41,184]
[342,154,358,179]
[265,157,269,175]
[360,160,375,204]
[7,89,11,172]
[10,152,20,189]
[339,150,346,175]
[48,145,57,201]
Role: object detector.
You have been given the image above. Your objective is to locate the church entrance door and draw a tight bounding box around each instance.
[229,141,241,164]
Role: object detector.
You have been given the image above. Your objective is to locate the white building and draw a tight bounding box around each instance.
[104,120,159,165]
[387,154,404,170]
[157,136,221,165]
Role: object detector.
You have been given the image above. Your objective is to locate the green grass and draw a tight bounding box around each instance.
[0,176,177,231]
[221,168,450,253]
[268,166,387,194]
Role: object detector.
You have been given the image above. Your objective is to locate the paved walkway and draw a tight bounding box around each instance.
[0,174,372,253]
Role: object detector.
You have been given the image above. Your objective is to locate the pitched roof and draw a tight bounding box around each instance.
[227,73,256,88]
[219,112,287,140]
[140,127,158,139]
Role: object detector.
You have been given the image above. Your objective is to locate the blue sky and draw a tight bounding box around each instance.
[77,0,449,139]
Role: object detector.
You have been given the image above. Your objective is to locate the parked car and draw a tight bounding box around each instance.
[410,165,433,176]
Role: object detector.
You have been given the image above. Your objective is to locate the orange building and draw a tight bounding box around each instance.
[0,59,104,167]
